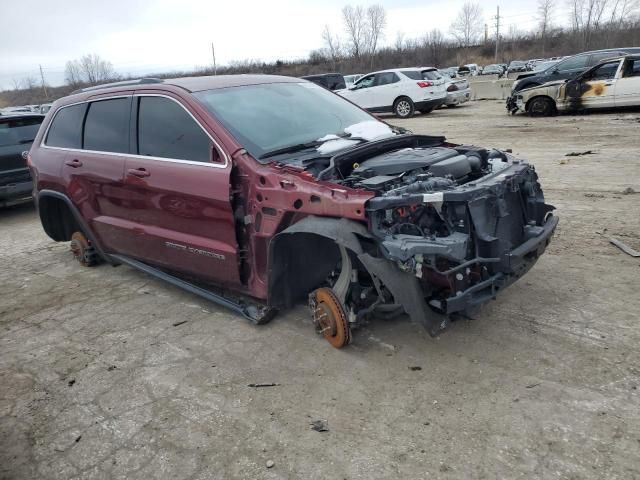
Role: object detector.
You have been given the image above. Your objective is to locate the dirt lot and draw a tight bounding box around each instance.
[1,101,639,480]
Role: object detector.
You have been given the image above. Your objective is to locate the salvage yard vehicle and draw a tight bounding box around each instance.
[437,69,471,107]
[28,75,557,348]
[509,55,640,116]
[338,68,447,117]
[0,112,44,207]
[507,47,640,98]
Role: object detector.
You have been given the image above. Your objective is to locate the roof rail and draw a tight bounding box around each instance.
[71,78,164,95]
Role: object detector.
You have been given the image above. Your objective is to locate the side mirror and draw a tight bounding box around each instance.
[21,151,29,161]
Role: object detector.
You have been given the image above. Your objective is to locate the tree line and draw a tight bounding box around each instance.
[2,0,639,107]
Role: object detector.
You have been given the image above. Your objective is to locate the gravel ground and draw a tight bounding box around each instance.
[1,101,639,480]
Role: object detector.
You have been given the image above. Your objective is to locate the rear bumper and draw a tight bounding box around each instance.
[0,180,33,205]
[415,97,446,111]
[445,89,471,105]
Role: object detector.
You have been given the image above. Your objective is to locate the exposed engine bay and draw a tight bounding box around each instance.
[295,134,558,341]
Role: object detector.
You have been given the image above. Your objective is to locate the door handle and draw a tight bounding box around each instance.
[127,167,150,178]
[65,158,83,168]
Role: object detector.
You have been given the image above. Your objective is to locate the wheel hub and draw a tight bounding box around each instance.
[70,231,98,266]
[309,287,351,348]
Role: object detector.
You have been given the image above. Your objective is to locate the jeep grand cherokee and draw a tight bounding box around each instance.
[28,75,557,348]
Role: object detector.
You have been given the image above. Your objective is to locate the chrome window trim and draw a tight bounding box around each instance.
[40,93,229,169]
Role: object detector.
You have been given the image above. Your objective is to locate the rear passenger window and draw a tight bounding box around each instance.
[46,104,86,148]
[400,70,422,80]
[137,96,211,162]
[83,98,131,153]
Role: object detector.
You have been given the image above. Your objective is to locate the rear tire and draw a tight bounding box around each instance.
[393,97,415,118]
[527,97,556,117]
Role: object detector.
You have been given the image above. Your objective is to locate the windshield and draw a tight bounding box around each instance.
[195,82,374,160]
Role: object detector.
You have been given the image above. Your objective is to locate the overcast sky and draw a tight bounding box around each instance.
[0,0,571,90]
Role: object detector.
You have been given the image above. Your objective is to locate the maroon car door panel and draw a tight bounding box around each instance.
[117,94,241,286]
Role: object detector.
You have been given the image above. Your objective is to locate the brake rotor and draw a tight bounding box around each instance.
[310,287,351,348]
[70,231,97,267]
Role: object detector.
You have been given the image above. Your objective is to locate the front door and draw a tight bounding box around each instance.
[368,72,401,111]
[119,93,241,286]
[343,74,375,108]
[578,60,620,109]
[615,57,640,107]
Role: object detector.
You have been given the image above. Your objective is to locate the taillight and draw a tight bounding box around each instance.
[447,84,459,92]
[417,81,433,88]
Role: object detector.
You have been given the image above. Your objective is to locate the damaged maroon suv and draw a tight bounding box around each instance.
[29,75,557,347]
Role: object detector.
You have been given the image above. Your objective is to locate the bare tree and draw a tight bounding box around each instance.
[426,29,446,66]
[450,2,484,54]
[322,25,342,70]
[567,0,613,48]
[65,54,117,86]
[342,5,367,59]
[538,0,555,54]
[366,4,387,67]
[394,31,406,52]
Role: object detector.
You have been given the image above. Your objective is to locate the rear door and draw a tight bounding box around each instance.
[59,95,131,252]
[119,93,241,286]
[615,57,640,107]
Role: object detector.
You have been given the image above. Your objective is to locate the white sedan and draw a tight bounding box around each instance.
[337,68,447,118]
[513,54,640,116]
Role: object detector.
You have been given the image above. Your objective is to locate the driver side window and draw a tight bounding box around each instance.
[355,75,375,89]
[585,61,620,81]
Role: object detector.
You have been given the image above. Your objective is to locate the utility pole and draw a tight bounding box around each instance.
[494,6,501,63]
[211,43,217,76]
[484,24,488,45]
[39,64,49,99]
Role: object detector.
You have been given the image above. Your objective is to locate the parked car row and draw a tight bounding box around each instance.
[0,103,52,116]
[301,67,470,118]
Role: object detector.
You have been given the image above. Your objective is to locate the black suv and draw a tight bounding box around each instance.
[300,73,346,91]
[0,113,45,207]
[509,48,640,94]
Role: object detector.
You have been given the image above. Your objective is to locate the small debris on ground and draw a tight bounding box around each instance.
[622,187,636,195]
[248,383,280,388]
[310,420,329,432]
[609,237,640,257]
[107,365,117,371]
[584,193,605,198]
[408,366,422,371]
[266,460,275,468]
[172,320,188,327]
[67,379,75,387]
[525,382,541,389]
[75,435,82,443]
[565,150,595,156]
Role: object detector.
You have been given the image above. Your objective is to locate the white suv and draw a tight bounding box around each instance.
[337,68,447,118]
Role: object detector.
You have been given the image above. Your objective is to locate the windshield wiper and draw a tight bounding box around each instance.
[259,140,324,160]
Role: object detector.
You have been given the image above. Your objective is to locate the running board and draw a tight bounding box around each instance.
[110,254,277,324]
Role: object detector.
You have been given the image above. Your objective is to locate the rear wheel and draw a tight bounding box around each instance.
[70,231,100,267]
[393,97,415,118]
[527,96,556,117]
